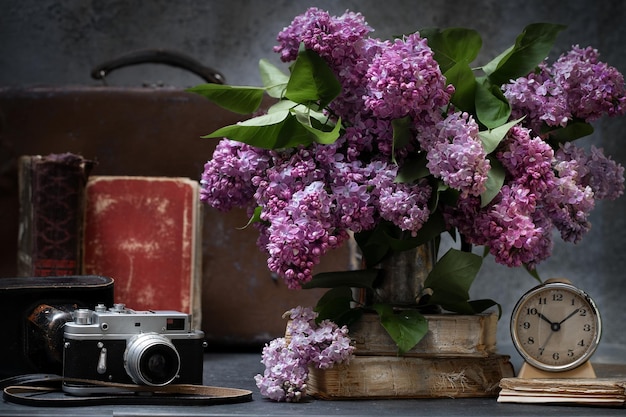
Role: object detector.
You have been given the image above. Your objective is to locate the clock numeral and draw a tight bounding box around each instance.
[552,352,560,360]
[522,322,530,329]
[527,337,535,345]
[526,307,538,315]
[583,324,591,332]
[538,297,547,305]
[579,308,587,317]
[552,293,563,302]
[578,339,585,347]
[538,347,545,356]
[567,349,574,357]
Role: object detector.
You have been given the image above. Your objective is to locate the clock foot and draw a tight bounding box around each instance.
[517,360,597,379]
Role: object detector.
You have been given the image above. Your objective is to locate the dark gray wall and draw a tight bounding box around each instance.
[2,0,625,363]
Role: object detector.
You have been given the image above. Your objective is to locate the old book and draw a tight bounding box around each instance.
[348,312,497,357]
[82,176,202,327]
[307,354,515,399]
[17,153,95,276]
[498,377,626,406]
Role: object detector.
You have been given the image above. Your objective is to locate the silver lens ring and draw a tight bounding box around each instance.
[124,333,181,386]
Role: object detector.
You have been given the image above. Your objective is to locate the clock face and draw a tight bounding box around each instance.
[510,281,602,372]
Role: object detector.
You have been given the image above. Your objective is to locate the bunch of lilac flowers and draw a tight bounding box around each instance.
[254,306,354,402]
[200,7,625,287]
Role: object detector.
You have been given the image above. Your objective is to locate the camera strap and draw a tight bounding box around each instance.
[1,374,253,407]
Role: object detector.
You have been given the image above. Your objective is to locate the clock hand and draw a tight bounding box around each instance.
[537,313,554,325]
[538,312,561,331]
[539,328,556,353]
[558,308,580,325]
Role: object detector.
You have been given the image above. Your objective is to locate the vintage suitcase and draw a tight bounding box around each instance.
[0,50,349,348]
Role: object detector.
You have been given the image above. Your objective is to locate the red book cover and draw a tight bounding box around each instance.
[82,176,202,326]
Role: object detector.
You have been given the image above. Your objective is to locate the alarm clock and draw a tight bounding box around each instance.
[510,278,602,378]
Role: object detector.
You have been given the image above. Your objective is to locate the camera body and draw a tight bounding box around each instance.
[62,303,205,395]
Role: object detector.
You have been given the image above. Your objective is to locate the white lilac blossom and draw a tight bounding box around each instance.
[200,7,625,282]
[254,306,354,402]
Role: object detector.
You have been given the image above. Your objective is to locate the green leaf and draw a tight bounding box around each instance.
[186,84,265,114]
[445,62,478,113]
[392,116,413,164]
[314,287,363,326]
[421,27,481,114]
[545,121,594,144]
[386,211,446,252]
[524,264,543,283]
[204,111,315,149]
[485,23,566,86]
[237,206,262,230]
[303,269,380,290]
[259,59,289,99]
[475,79,511,129]
[478,117,524,154]
[295,109,342,145]
[285,47,341,108]
[395,154,430,184]
[481,156,505,207]
[373,304,429,355]
[420,27,482,74]
[423,248,483,308]
[354,223,395,267]
[469,299,502,318]
[481,45,514,78]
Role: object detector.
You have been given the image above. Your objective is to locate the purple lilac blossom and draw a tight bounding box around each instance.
[364,33,454,121]
[254,306,354,402]
[503,45,626,134]
[502,64,570,133]
[264,181,349,289]
[546,161,595,243]
[447,184,553,269]
[420,112,490,198]
[556,142,625,201]
[274,7,375,120]
[552,45,626,122]
[497,125,556,195]
[199,139,271,211]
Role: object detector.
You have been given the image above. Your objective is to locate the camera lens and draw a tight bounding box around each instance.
[124,333,180,386]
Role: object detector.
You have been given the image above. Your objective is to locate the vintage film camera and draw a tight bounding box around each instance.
[62,303,205,395]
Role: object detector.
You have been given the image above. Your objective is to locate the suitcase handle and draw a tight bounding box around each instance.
[91,49,225,84]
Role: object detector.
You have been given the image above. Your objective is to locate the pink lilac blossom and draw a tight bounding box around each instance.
[274,8,372,65]
[552,45,626,122]
[264,181,349,289]
[503,45,626,134]
[556,142,625,201]
[502,64,570,133]
[497,125,556,195]
[328,160,377,232]
[547,142,623,243]
[364,33,454,121]
[254,306,354,402]
[420,112,490,198]
[546,163,595,243]
[446,184,553,269]
[200,139,271,211]
[274,7,376,120]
